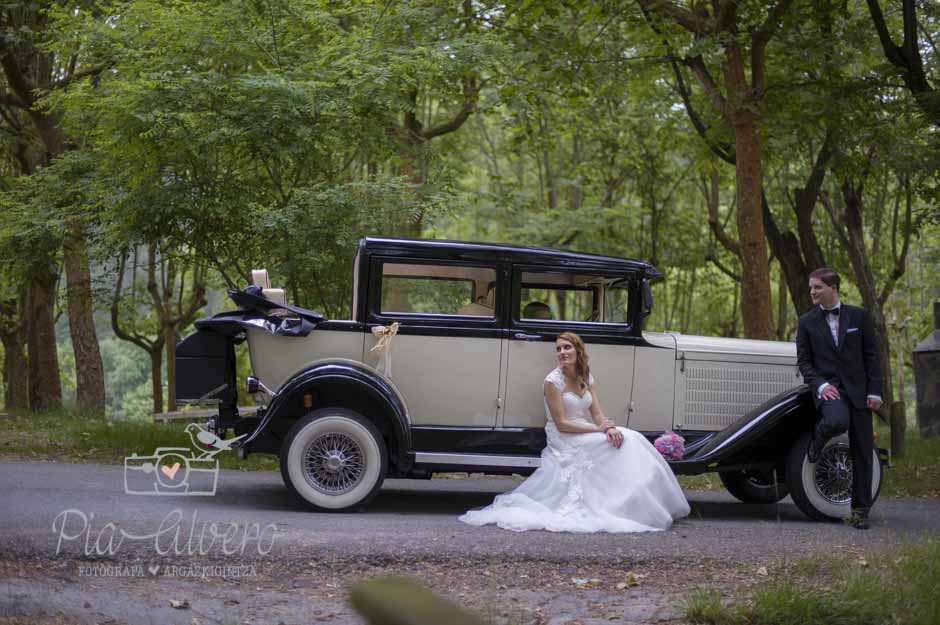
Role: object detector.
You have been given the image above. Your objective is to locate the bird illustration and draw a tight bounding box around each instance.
[185,423,246,459]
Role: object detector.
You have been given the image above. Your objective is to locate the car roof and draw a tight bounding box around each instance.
[359,237,663,279]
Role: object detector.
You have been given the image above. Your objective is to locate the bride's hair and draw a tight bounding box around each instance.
[557,331,590,391]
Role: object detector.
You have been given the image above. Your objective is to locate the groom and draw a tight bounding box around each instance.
[795,268,882,529]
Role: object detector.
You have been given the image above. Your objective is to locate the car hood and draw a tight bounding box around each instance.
[643,331,796,365]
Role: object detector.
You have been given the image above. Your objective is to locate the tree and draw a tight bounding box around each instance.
[866,0,940,126]
[60,0,459,301]
[111,245,206,415]
[0,2,106,411]
[635,0,798,339]
[0,162,66,411]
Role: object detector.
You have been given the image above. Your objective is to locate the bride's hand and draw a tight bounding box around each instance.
[605,426,623,449]
[598,419,615,432]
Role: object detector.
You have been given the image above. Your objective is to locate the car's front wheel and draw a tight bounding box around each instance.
[719,468,789,503]
[785,431,882,521]
[280,408,387,512]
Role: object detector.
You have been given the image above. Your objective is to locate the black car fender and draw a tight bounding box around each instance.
[670,385,816,474]
[242,361,412,469]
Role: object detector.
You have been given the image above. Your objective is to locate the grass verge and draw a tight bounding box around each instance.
[877,427,940,498]
[0,409,278,471]
[685,537,940,625]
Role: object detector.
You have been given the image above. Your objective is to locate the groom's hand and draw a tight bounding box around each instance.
[820,385,840,401]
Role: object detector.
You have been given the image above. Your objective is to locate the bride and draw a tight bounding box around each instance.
[460,331,690,533]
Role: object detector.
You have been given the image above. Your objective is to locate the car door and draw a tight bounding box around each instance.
[500,266,638,430]
[363,257,506,428]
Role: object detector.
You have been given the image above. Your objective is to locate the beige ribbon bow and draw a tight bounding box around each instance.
[370,322,400,378]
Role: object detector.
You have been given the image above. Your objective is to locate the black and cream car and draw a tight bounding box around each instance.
[176,237,887,521]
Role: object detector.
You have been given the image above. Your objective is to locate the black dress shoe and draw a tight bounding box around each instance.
[850,508,870,530]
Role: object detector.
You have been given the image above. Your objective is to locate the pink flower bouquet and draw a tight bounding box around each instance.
[653,431,685,461]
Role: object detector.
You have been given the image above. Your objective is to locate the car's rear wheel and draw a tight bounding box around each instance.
[280,408,387,512]
[719,468,789,503]
[785,431,882,521]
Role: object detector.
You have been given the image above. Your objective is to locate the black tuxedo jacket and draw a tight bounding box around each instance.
[796,304,883,411]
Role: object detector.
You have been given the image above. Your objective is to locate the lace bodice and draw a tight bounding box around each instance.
[544,368,595,425]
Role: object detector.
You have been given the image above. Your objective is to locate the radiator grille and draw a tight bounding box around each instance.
[684,364,799,428]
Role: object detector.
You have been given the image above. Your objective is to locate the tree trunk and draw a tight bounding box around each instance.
[1,332,28,410]
[26,276,61,411]
[839,181,899,453]
[891,320,907,456]
[0,295,29,410]
[149,348,163,415]
[63,218,105,413]
[391,121,427,238]
[681,267,697,333]
[732,114,774,339]
[762,137,831,319]
[165,324,177,413]
[649,197,660,268]
[890,401,906,457]
[776,262,789,340]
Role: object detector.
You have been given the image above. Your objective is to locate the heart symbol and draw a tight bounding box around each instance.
[148,564,160,576]
[161,462,181,480]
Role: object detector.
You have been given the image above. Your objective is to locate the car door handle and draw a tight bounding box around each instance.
[513,332,543,341]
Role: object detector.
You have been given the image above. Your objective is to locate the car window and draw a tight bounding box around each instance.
[604,279,631,324]
[519,271,632,325]
[380,263,497,317]
[351,250,361,319]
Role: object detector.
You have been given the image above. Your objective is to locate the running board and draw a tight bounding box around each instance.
[413,452,541,469]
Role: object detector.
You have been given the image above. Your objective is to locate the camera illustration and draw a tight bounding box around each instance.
[124,447,219,496]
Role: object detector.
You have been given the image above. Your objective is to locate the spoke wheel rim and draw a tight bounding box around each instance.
[744,470,775,488]
[814,443,853,505]
[302,432,365,495]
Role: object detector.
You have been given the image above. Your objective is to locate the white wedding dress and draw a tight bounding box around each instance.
[459,368,690,533]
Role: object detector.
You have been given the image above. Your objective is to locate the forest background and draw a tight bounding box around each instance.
[0,0,938,456]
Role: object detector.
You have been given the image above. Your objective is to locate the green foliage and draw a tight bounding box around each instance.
[99,337,154,418]
[255,180,457,317]
[0,152,86,279]
[0,0,938,413]
[44,0,474,318]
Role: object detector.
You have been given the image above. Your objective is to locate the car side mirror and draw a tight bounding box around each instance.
[641,279,654,318]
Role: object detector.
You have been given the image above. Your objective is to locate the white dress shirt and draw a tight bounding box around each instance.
[824,305,840,346]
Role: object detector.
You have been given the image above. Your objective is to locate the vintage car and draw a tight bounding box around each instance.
[176,237,887,521]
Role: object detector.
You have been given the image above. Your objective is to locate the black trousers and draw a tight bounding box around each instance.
[816,395,874,510]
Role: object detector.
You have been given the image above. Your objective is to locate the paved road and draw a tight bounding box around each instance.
[2,460,938,563]
[2,460,939,625]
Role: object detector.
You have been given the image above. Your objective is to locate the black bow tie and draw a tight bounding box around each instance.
[825,307,840,317]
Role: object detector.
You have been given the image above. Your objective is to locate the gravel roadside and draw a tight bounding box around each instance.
[1,461,938,625]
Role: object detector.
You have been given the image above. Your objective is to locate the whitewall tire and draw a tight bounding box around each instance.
[785,431,882,522]
[280,408,387,512]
